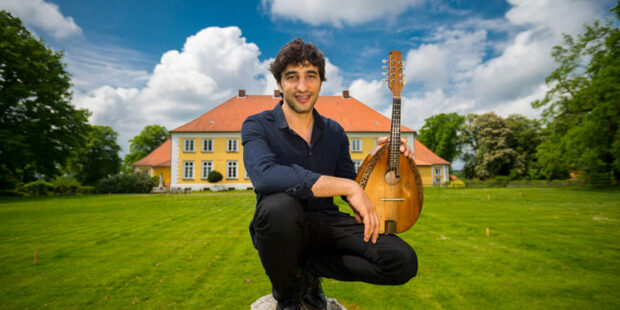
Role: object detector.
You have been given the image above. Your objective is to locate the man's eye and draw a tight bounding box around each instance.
[287,76,298,81]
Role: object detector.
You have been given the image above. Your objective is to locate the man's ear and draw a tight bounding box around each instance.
[276,81,283,92]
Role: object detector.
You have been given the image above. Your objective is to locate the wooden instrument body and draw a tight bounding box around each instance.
[355,142,423,233]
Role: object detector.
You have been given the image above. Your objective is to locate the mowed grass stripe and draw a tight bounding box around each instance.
[0,187,618,309]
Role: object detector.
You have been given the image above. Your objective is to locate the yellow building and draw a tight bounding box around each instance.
[135,90,450,190]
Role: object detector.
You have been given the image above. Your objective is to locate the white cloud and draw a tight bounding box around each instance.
[262,0,424,27]
[73,26,276,153]
[349,79,388,109]
[349,0,611,132]
[0,0,82,39]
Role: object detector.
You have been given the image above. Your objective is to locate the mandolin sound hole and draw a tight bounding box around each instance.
[384,170,399,185]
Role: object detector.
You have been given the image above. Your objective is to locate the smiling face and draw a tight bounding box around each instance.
[277,61,322,115]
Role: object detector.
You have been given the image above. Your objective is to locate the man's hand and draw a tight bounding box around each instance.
[345,182,379,244]
[311,176,379,243]
[375,136,413,159]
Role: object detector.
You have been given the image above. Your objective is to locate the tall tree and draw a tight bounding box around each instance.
[458,114,482,179]
[122,125,168,173]
[473,112,517,179]
[505,114,543,179]
[417,113,465,163]
[532,11,620,180]
[0,11,89,188]
[66,125,121,185]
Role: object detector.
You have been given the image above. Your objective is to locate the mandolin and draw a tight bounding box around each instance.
[354,50,423,234]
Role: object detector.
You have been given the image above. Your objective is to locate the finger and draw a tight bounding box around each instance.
[400,136,407,144]
[377,136,388,144]
[354,212,362,223]
[371,212,380,243]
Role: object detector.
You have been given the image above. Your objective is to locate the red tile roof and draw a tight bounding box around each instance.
[413,139,450,166]
[171,95,415,133]
[132,137,171,167]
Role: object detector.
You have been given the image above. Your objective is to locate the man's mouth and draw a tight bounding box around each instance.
[295,94,310,103]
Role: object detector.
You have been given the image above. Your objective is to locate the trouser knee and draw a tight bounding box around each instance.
[254,193,305,238]
[379,237,418,285]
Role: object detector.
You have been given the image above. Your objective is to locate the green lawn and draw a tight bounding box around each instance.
[0,187,618,309]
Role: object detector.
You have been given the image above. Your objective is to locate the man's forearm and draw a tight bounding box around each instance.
[311,175,358,198]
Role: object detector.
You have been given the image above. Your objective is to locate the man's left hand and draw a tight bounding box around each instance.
[375,136,413,159]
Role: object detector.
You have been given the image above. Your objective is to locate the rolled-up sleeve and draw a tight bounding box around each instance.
[241,117,320,199]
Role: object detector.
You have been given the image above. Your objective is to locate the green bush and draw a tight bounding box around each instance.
[21,180,54,196]
[207,170,223,183]
[51,177,81,195]
[95,173,157,194]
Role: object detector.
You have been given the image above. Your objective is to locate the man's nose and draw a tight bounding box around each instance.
[296,77,309,91]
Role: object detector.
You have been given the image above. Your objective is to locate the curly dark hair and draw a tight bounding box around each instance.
[270,38,326,83]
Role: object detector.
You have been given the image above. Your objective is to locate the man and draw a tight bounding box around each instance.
[242,38,417,310]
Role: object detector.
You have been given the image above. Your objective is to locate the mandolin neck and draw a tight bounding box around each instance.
[389,97,401,176]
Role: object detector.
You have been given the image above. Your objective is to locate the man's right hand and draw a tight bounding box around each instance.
[345,182,379,244]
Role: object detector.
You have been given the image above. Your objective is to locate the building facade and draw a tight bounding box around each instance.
[134,91,450,190]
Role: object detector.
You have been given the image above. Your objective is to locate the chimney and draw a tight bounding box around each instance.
[238,89,246,97]
[342,90,350,98]
[273,90,281,98]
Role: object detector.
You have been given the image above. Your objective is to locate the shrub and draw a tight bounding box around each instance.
[21,180,54,196]
[447,179,466,187]
[51,177,81,195]
[95,173,157,194]
[208,170,223,183]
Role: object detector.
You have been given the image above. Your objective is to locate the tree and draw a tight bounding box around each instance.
[66,125,121,185]
[532,11,619,180]
[417,113,465,163]
[122,125,168,173]
[0,11,89,188]
[505,114,543,179]
[458,114,482,179]
[473,112,517,179]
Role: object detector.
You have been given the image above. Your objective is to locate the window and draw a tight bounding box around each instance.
[435,177,441,185]
[227,139,238,152]
[227,161,238,179]
[183,161,194,179]
[201,161,213,179]
[435,168,441,175]
[353,160,362,173]
[202,139,213,152]
[184,139,195,152]
[351,139,362,152]
[141,169,149,175]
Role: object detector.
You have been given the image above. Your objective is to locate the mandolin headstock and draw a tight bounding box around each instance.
[383,50,405,98]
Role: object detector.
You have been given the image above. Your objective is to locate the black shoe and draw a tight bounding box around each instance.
[300,272,327,310]
[276,298,303,310]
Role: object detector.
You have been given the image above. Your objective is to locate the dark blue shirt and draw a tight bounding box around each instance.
[241,101,356,238]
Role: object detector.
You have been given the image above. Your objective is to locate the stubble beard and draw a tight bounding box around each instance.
[283,92,317,114]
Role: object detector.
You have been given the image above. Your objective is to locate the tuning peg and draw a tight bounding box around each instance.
[383,79,388,82]
[381,72,388,76]
[382,65,388,69]
[403,79,407,85]
[382,59,388,64]
[400,61,406,66]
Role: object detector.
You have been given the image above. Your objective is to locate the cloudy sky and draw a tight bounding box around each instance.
[1,0,615,155]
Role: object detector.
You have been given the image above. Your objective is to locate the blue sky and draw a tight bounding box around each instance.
[1,0,615,155]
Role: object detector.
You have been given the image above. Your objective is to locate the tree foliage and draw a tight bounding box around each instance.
[0,11,89,188]
[66,125,121,185]
[122,125,168,173]
[417,112,465,163]
[505,114,543,179]
[532,12,620,180]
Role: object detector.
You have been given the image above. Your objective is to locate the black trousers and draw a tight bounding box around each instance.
[252,193,418,301]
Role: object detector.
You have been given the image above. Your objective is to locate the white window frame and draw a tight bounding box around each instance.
[201,161,213,179]
[435,167,441,175]
[435,177,441,185]
[353,160,362,173]
[227,139,238,152]
[351,139,362,152]
[183,161,194,179]
[202,139,213,152]
[226,161,238,179]
[184,139,195,153]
